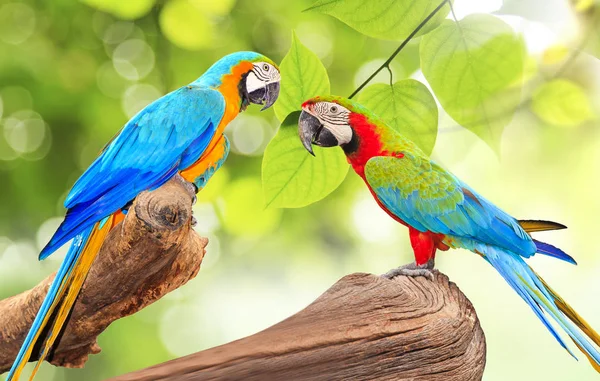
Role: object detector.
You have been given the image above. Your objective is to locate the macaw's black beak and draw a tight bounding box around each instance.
[248,81,280,111]
[298,110,339,157]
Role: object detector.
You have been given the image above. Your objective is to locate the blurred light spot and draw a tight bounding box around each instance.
[78,140,102,171]
[20,123,52,162]
[0,237,12,257]
[353,59,404,88]
[97,61,129,99]
[103,21,135,45]
[122,84,161,118]
[36,217,63,252]
[226,115,273,156]
[0,87,32,115]
[352,193,397,243]
[0,133,18,161]
[0,241,36,278]
[193,203,220,233]
[498,15,556,54]
[3,110,46,154]
[112,39,155,81]
[91,11,111,40]
[296,21,334,60]
[160,304,208,356]
[159,0,214,50]
[449,0,503,20]
[0,3,35,45]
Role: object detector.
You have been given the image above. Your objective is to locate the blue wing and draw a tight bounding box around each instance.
[41,85,226,258]
[364,154,536,257]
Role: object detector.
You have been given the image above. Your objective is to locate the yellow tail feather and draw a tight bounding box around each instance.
[28,215,114,380]
[535,274,600,372]
[10,253,79,380]
[536,276,600,347]
[518,220,567,233]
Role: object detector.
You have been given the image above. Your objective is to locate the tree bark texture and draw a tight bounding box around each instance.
[111,271,486,381]
[0,177,206,372]
[0,176,486,380]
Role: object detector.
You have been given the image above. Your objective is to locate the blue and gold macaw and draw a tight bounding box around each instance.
[7,51,281,381]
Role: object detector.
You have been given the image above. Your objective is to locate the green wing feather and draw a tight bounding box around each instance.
[364,154,535,256]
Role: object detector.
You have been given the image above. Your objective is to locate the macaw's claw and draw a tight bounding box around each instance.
[174,173,198,203]
[383,259,435,281]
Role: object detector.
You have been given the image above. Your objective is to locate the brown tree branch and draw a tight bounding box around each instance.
[0,178,486,380]
[0,176,206,372]
[111,271,486,381]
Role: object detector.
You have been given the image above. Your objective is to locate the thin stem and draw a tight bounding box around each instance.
[448,0,458,22]
[348,0,449,99]
[386,65,393,86]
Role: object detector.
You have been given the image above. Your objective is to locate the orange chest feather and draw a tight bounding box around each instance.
[180,61,252,179]
[215,60,253,134]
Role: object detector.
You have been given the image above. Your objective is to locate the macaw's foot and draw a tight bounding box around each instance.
[173,173,198,205]
[383,259,435,281]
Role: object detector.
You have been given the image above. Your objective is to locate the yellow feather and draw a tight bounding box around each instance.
[533,271,600,373]
[10,259,74,380]
[536,275,600,347]
[28,215,113,380]
[518,220,567,233]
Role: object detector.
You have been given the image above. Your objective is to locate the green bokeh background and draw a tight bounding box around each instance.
[1,0,599,380]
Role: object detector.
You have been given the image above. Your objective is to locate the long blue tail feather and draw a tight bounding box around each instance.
[482,245,600,369]
[6,226,94,381]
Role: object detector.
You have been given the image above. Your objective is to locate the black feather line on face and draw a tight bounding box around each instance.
[342,132,359,154]
[238,72,251,112]
[253,67,270,81]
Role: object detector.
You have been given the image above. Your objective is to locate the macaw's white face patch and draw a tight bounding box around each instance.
[310,101,353,145]
[246,62,281,93]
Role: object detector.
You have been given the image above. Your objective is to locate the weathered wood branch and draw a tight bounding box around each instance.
[112,271,486,381]
[0,176,206,372]
[0,176,486,380]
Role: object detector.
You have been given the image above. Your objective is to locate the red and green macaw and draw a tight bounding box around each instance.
[298,95,600,372]
[7,51,280,381]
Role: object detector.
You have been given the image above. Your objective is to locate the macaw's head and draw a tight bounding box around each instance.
[298,95,375,156]
[199,51,281,111]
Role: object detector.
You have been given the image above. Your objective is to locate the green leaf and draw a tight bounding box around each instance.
[305,0,450,41]
[274,32,330,122]
[531,79,596,127]
[357,80,438,155]
[262,112,349,208]
[420,14,526,153]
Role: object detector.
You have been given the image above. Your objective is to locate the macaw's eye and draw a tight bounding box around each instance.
[263,63,269,71]
[330,106,338,113]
